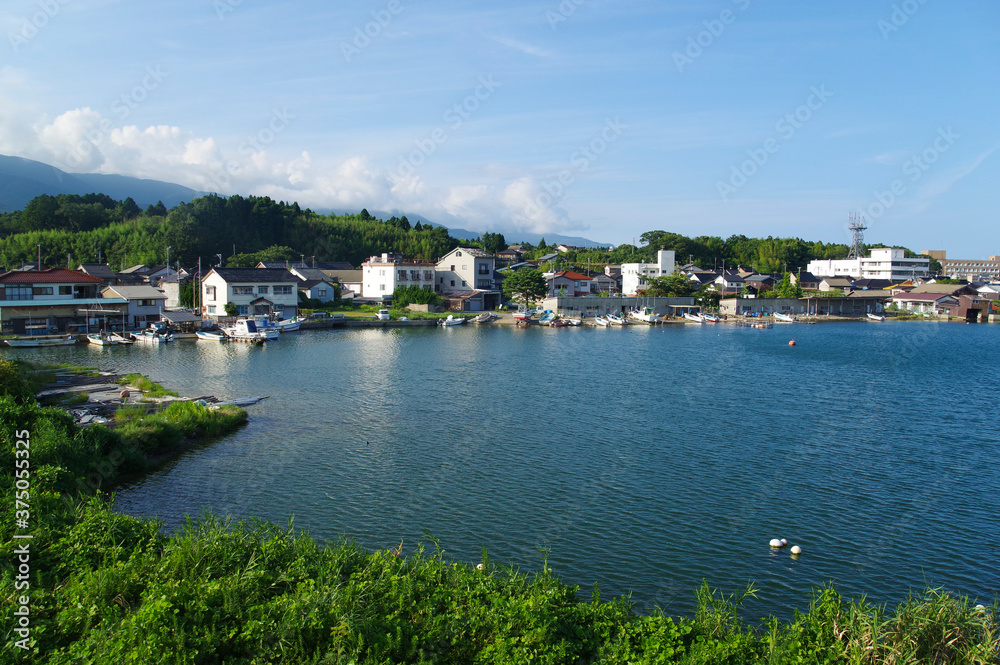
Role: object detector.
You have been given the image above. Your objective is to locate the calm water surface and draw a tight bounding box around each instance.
[16,321,1000,619]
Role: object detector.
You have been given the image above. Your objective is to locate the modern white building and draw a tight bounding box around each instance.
[200,268,299,319]
[621,250,676,296]
[807,248,930,281]
[361,254,436,300]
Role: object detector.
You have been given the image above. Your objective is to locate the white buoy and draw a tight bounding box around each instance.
[769,538,785,548]
[790,545,802,555]
[780,538,788,547]
[476,563,484,571]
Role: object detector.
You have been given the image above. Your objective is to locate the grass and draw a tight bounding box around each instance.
[118,373,179,398]
[113,400,248,455]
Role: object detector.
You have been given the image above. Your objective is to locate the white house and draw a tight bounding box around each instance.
[101,285,168,328]
[200,268,299,319]
[808,248,930,281]
[361,254,436,300]
[435,247,501,309]
[621,250,675,296]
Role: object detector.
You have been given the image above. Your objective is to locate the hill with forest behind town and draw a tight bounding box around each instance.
[0,191,931,274]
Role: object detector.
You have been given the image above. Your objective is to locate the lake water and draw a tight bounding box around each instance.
[13,321,1000,619]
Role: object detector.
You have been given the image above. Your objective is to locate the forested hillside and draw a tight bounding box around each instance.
[0,192,926,273]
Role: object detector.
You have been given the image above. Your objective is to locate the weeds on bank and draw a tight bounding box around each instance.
[118,373,179,398]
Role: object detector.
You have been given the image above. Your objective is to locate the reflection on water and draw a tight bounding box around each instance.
[11,322,999,617]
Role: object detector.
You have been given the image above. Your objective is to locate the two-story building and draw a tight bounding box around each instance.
[200,268,299,319]
[547,271,593,297]
[361,254,436,300]
[101,285,168,328]
[435,247,500,309]
[0,268,124,334]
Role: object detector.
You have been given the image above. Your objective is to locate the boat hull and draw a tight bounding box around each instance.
[5,335,77,347]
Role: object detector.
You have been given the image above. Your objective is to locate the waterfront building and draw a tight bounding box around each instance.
[200,268,299,319]
[939,255,1000,282]
[100,285,168,328]
[363,253,436,300]
[322,270,363,298]
[298,278,338,303]
[547,271,593,297]
[621,250,676,296]
[435,247,501,310]
[891,292,958,316]
[807,248,930,281]
[0,268,124,335]
[714,271,745,296]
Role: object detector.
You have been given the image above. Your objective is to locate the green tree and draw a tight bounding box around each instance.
[643,272,693,297]
[224,302,239,317]
[775,273,803,298]
[502,268,546,307]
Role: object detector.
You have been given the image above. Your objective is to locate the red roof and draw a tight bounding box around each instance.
[0,268,105,284]
[554,271,592,281]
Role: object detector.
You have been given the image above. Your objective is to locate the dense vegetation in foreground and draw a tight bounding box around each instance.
[2,359,997,663]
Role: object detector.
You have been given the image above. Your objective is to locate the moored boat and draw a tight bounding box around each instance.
[593,316,612,327]
[438,314,466,326]
[867,313,886,321]
[682,313,705,323]
[629,307,660,324]
[224,319,268,343]
[131,329,173,343]
[471,312,495,323]
[4,334,77,347]
[109,332,134,345]
[513,306,533,322]
[196,330,228,341]
[606,314,629,326]
[774,312,797,323]
[87,332,117,346]
[703,314,721,323]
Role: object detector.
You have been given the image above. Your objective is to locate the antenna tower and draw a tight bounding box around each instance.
[847,212,867,260]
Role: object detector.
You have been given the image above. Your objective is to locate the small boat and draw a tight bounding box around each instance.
[132,329,173,343]
[87,332,117,346]
[564,318,582,326]
[539,310,556,325]
[109,332,134,345]
[606,314,629,326]
[629,307,660,324]
[513,306,533,322]
[4,334,77,347]
[471,312,495,323]
[196,330,228,341]
[550,318,570,327]
[683,313,705,323]
[774,312,797,323]
[276,317,303,332]
[593,316,612,327]
[224,319,268,343]
[438,314,466,326]
[703,314,721,323]
[867,313,886,321]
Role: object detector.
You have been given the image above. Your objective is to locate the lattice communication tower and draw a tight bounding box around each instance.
[847,212,867,260]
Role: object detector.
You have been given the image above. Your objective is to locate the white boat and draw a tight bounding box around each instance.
[774,312,797,322]
[513,305,533,322]
[683,313,705,323]
[276,317,303,332]
[564,318,582,326]
[225,319,268,343]
[438,314,466,326]
[5,334,77,347]
[703,314,721,323]
[629,307,660,324]
[196,330,227,341]
[471,312,495,323]
[593,316,612,327]
[87,332,117,346]
[606,314,629,326]
[867,313,886,321]
[132,329,173,343]
[109,332,134,345]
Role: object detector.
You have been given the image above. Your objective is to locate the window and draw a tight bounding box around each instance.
[59,285,72,295]
[5,286,32,301]
[237,305,249,315]
[456,251,462,257]
[273,285,292,295]
[207,305,216,314]
[139,299,155,306]
[462,265,467,270]
[450,280,455,286]
[317,289,326,297]
[424,271,433,281]
[379,284,386,292]
[449,265,455,272]
[461,280,466,287]
[233,286,254,295]
[398,270,407,281]
[257,286,269,294]
[33,286,53,296]
[205,286,216,301]
[477,280,491,288]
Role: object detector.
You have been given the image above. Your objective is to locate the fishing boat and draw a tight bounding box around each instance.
[195,330,228,341]
[513,305,533,323]
[593,316,612,327]
[4,334,77,347]
[438,314,466,326]
[703,314,721,323]
[276,316,305,332]
[682,313,705,323]
[471,312,495,323]
[86,332,117,346]
[550,318,570,327]
[224,319,267,343]
[629,306,660,324]
[774,312,797,323]
[109,332,134,345]
[131,329,173,343]
[867,313,886,321]
[564,318,582,326]
[539,310,556,325]
[606,314,629,326]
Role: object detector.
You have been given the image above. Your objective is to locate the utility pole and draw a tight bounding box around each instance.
[37,244,41,270]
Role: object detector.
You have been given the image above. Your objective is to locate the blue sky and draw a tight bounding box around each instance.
[2,0,998,257]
